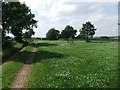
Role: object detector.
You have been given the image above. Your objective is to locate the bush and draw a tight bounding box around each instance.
[100,36,110,40]
[2,39,23,61]
[2,39,13,49]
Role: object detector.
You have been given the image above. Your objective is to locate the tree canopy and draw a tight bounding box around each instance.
[2,2,37,42]
[61,25,77,39]
[46,28,60,40]
[79,21,96,42]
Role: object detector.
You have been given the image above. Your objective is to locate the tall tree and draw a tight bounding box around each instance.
[2,2,37,42]
[46,28,60,40]
[61,25,77,39]
[80,21,96,42]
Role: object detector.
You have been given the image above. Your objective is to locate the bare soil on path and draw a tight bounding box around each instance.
[10,48,36,88]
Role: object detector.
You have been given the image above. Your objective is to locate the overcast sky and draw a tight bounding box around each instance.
[19,0,119,37]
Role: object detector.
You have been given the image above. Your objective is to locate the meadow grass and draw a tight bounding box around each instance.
[27,40,118,88]
[2,45,33,89]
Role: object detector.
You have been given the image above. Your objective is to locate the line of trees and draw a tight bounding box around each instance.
[46,21,96,42]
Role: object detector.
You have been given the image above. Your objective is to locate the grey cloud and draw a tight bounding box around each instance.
[32,1,118,37]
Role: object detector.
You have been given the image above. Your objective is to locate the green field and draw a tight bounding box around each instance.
[27,40,118,88]
[2,40,119,88]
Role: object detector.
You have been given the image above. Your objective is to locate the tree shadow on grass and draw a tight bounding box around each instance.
[2,50,66,65]
[2,51,33,64]
[29,42,57,48]
[2,40,28,63]
[33,50,66,63]
[2,45,24,62]
[0,42,57,65]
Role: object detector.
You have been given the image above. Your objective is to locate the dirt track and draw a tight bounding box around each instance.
[10,48,36,88]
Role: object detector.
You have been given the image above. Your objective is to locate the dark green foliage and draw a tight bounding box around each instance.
[2,2,37,42]
[23,29,35,39]
[61,25,77,39]
[2,39,13,49]
[77,34,86,40]
[2,39,23,60]
[100,36,110,40]
[80,21,96,42]
[46,28,60,40]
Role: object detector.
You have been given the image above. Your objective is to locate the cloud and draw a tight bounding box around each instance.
[96,16,118,36]
[57,0,119,2]
[19,0,118,37]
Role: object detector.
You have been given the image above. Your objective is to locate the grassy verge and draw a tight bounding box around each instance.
[27,40,118,88]
[2,45,33,89]
[2,41,23,61]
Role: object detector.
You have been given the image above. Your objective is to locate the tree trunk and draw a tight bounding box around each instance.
[86,35,90,42]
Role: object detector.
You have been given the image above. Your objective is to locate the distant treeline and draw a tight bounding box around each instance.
[32,36,119,41]
[45,21,97,42]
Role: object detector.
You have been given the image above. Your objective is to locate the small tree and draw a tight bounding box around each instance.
[61,25,77,39]
[46,28,60,40]
[80,21,96,42]
[60,25,77,44]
